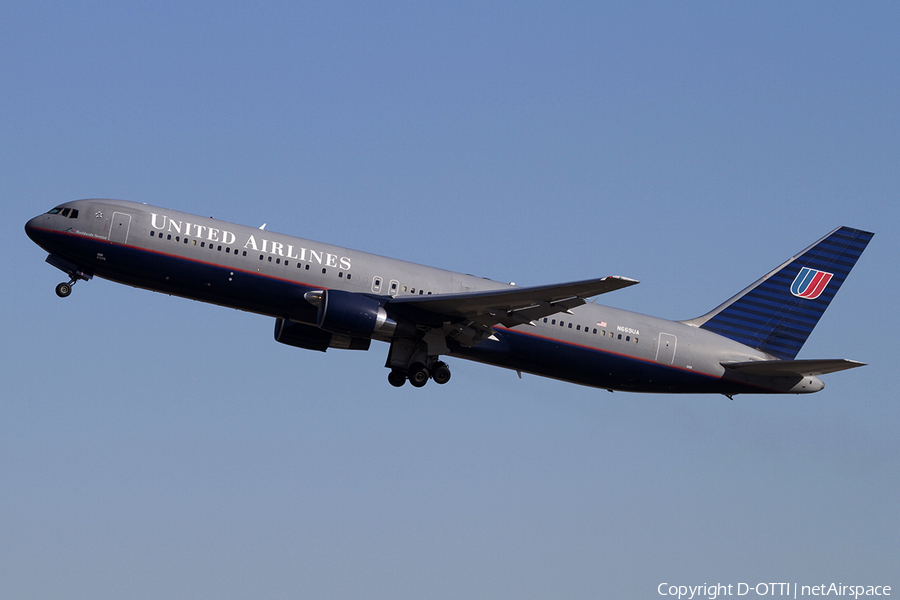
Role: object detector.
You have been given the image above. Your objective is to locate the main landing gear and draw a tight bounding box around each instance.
[385,335,452,389]
[387,360,452,388]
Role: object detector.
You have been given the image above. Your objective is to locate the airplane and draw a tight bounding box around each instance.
[25,199,873,396]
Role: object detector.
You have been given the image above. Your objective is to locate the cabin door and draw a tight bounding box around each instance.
[656,333,677,365]
[110,212,132,244]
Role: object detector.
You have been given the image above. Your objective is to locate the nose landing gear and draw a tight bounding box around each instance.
[55,281,73,297]
[46,254,92,298]
[54,271,91,298]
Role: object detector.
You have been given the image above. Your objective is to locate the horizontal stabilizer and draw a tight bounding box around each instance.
[721,359,866,377]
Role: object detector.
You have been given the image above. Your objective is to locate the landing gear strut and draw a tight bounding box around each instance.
[55,273,87,298]
[384,336,452,389]
[46,254,91,298]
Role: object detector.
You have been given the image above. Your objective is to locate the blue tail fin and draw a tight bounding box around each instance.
[684,226,873,360]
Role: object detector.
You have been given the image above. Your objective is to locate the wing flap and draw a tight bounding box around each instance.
[387,276,638,326]
[498,296,586,327]
[721,359,866,377]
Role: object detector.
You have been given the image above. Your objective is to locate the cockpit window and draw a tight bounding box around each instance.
[46,207,78,218]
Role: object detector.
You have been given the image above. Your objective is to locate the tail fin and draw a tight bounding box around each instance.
[683,226,874,360]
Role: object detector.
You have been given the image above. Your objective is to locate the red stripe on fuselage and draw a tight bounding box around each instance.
[27,225,324,290]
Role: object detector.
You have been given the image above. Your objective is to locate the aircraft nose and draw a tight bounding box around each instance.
[25,214,50,245]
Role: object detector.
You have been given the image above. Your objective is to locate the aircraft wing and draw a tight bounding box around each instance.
[386,276,638,332]
[721,359,866,377]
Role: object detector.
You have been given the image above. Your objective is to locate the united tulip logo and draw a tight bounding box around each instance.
[790,267,833,300]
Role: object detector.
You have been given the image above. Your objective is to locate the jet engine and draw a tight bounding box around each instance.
[274,318,370,352]
[307,289,400,340]
[275,290,415,353]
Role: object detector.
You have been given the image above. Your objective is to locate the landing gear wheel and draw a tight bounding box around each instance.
[432,362,451,385]
[388,369,407,388]
[408,362,430,388]
[55,282,72,298]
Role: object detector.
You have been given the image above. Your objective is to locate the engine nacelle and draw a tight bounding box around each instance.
[312,289,398,339]
[274,318,370,352]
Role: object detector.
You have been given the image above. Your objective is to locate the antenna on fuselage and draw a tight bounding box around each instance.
[259,223,266,230]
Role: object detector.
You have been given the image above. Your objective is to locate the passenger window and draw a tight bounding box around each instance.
[322,268,326,274]
[568,323,573,329]
[167,234,172,240]
[592,328,597,334]
[176,236,180,242]
[576,325,581,331]
[151,231,155,237]
[338,272,343,278]
[347,274,352,280]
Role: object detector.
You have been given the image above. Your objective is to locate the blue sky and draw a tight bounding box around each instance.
[3,2,898,598]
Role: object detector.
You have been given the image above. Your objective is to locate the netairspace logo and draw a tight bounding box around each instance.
[657,582,891,599]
